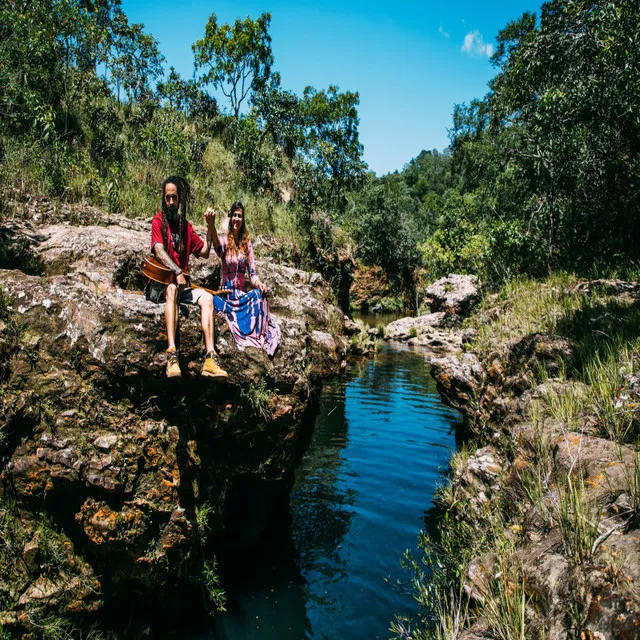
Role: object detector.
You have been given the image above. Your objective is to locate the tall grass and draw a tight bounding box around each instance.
[1,117,294,241]
[534,337,640,443]
[473,275,640,445]
[555,474,603,565]
[473,273,583,356]
[480,557,529,640]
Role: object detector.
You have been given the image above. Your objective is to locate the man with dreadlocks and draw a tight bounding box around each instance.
[145,176,228,380]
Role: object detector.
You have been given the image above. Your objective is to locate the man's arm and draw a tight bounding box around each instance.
[153,242,183,277]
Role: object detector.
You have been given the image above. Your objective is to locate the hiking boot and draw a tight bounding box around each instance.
[201,351,228,381]
[166,348,182,378]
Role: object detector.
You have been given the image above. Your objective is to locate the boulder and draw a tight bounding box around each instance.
[431,352,485,416]
[425,274,481,316]
[380,312,464,356]
[506,332,574,379]
[0,210,347,631]
[384,312,460,341]
[406,329,463,356]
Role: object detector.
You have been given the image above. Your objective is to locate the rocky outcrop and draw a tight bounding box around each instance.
[424,274,482,316]
[428,278,640,640]
[377,275,481,359]
[349,265,397,313]
[430,352,484,415]
[0,205,347,634]
[382,312,462,355]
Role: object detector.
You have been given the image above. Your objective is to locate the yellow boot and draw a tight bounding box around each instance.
[166,347,182,378]
[202,351,228,381]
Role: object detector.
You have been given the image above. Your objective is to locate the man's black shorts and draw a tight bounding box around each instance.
[144,281,207,305]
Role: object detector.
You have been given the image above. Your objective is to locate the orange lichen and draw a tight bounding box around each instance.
[585,472,605,488]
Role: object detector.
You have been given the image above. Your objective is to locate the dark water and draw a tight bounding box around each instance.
[211,345,460,640]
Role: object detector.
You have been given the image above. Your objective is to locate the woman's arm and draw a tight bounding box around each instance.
[205,208,223,257]
[247,240,267,294]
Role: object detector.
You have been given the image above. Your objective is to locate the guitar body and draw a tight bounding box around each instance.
[142,255,188,285]
[142,255,231,297]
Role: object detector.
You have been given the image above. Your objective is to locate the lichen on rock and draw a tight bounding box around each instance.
[0,206,347,635]
[413,276,640,640]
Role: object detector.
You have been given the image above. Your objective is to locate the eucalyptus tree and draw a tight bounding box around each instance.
[0,0,163,135]
[157,67,218,118]
[108,13,164,103]
[298,85,366,214]
[192,12,274,120]
[250,73,303,160]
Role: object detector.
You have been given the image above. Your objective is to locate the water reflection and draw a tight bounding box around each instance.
[291,376,356,614]
[211,345,460,640]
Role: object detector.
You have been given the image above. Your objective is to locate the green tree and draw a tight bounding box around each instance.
[487,0,640,271]
[298,85,365,213]
[0,0,163,135]
[192,12,273,119]
[107,9,164,103]
[157,67,217,118]
[347,173,419,285]
[425,0,640,284]
[401,149,451,201]
[251,73,302,159]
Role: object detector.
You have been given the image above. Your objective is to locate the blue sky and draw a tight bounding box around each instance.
[121,0,542,175]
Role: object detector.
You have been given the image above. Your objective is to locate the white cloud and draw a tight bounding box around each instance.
[461,30,494,57]
[439,25,450,39]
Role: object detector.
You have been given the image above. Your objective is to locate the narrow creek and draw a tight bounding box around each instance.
[211,343,461,639]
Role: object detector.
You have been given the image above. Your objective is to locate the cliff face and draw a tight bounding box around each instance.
[0,202,347,634]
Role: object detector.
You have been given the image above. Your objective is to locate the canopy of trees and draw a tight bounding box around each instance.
[428,0,640,281]
[1,0,638,305]
[346,0,640,291]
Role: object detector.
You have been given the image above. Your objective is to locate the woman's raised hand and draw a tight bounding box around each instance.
[204,207,216,226]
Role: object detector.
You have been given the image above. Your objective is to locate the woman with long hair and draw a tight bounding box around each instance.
[205,201,280,356]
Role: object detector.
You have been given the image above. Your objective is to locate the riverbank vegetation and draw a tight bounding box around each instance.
[394,275,640,638]
[3,0,638,313]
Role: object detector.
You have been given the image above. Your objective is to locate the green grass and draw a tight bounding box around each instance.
[195,502,215,545]
[555,474,603,565]
[202,558,226,614]
[533,337,640,444]
[480,555,529,640]
[241,377,276,421]
[0,127,293,241]
[472,273,584,357]
[472,275,640,444]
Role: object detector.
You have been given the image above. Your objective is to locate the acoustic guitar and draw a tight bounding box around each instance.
[142,255,230,296]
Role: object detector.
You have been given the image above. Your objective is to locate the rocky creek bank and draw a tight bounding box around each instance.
[366,274,482,357]
[395,275,640,639]
[0,198,347,636]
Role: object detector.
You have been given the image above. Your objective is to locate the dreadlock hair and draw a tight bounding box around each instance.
[160,176,191,267]
[227,201,250,257]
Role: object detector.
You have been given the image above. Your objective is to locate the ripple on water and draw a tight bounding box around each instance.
[211,344,460,640]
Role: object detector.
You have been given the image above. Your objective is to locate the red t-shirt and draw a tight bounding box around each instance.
[150,212,204,272]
